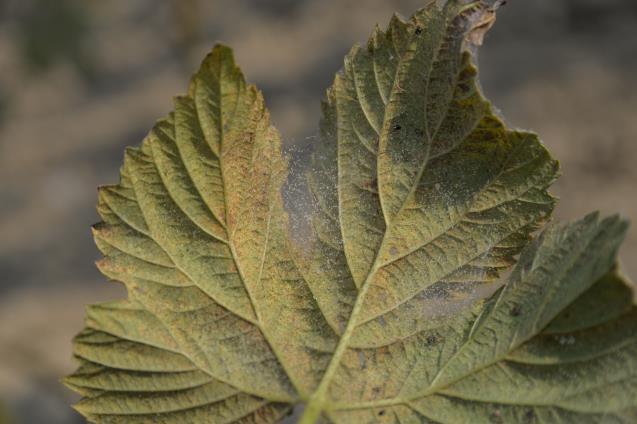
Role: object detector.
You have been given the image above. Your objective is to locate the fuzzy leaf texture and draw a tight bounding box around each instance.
[66,1,636,423]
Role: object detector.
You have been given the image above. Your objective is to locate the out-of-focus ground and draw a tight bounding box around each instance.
[0,0,635,422]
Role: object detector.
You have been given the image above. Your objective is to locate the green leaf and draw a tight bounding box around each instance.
[66,1,636,423]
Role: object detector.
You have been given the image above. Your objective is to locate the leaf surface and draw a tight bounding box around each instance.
[67,1,636,423]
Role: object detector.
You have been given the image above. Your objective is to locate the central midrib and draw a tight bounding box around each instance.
[298,240,388,423]
[299,26,439,423]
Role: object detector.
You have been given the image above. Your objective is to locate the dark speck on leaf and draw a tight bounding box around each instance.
[426,334,438,345]
[392,124,401,131]
[378,409,386,416]
[510,304,522,317]
[524,409,535,422]
[415,26,422,35]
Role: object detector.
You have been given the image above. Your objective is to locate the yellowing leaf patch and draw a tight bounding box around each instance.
[66,1,636,423]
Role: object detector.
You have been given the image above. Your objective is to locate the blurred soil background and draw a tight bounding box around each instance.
[0,0,636,422]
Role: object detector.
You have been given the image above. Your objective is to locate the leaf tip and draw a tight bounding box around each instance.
[90,222,105,237]
[210,42,234,57]
[200,43,239,72]
[72,400,91,418]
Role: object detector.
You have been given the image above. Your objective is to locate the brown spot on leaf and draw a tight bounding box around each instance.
[490,409,503,423]
[465,5,498,47]
[363,178,378,190]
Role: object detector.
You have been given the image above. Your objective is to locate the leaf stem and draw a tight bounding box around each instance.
[299,257,383,422]
[298,401,324,424]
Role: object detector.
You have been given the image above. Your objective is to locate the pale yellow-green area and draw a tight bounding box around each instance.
[66,1,637,423]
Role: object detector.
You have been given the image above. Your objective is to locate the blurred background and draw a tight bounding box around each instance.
[0,0,636,422]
